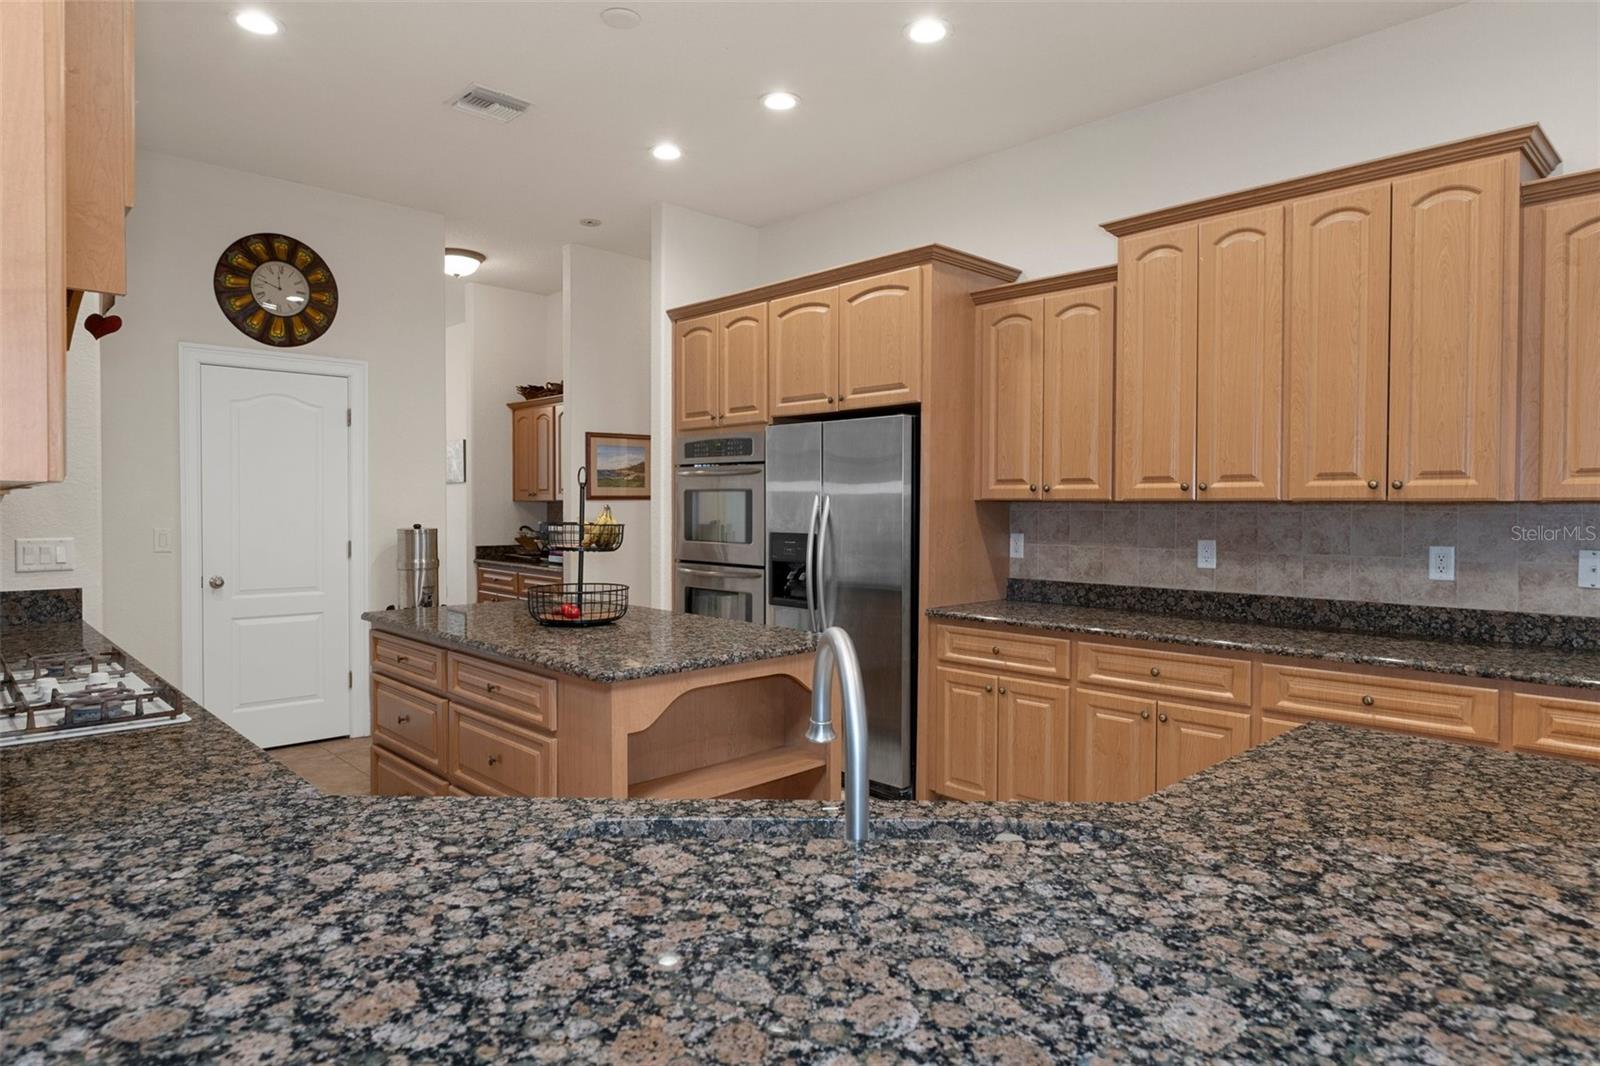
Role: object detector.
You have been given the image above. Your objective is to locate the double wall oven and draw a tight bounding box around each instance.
[673,429,766,624]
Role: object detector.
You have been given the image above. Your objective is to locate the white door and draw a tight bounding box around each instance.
[200,364,350,748]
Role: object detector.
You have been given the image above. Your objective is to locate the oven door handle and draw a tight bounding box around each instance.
[803,494,820,632]
[675,564,758,579]
[676,465,764,477]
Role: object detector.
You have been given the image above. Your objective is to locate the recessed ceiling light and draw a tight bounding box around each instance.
[600,7,641,29]
[443,248,485,278]
[762,91,799,112]
[651,142,682,162]
[234,9,280,35]
[578,218,603,228]
[906,16,948,44]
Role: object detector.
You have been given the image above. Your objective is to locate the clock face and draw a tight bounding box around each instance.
[213,233,338,347]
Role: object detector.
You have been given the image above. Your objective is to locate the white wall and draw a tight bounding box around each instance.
[101,151,446,681]
[0,320,104,627]
[755,1,1600,284]
[562,244,654,603]
[443,319,470,603]
[647,204,760,606]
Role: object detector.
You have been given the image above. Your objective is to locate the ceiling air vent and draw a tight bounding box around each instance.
[450,84,531,123]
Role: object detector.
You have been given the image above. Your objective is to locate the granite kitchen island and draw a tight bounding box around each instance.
[362,603,834,801]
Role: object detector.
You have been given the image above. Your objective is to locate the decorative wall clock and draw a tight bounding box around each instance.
[212,233,338,347]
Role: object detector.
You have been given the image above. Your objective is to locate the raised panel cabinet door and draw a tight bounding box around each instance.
[1286,182,1392,500]
[718,302,769,427]
[674,313,720,431]
[1389,156,1517,501]
[997,677,1070,802]
[1116,225,1198,500]
[531,403,556,502]
[1042,284,1115,500]
[510,406,536,501]
[769,286,839,417]
[1154,700,1252,791]
[62,0,131,295]
[976,297,1043,500]
[1069,687,1155,802]
[1538,193,1600,499]
[838,266,924,409]
[1198,206,1284,500]
[932,666,997,802]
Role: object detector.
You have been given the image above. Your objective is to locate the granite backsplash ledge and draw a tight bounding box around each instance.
[1006,579,1600,651]
[1010,501,1600,618]
[0,588,82,628]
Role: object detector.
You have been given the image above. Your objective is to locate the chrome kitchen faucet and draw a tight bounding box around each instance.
[806,627,870,844]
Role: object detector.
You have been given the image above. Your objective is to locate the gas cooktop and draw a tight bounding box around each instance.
[0,648,190,747]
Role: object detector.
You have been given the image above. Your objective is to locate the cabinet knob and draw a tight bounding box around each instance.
[1367,479,1380,490]
[1391,479,1404,490]
[992,645,1000,654]
[395,654,408,663]
[1028,484,1038,493]
[487,753,500,766]
[1180,482,1190,492]
[1150,666,1161,678]
[827,396,836,404]
[1362,695,1375,707]
[396,714,410,724]
[1140,709,1151,720]
[1158,713,1168,723]
[998,686,1007,695]
[485,682,500,694]
[984,684,993,693]
[1042,484,1052,493]
[1197,482,1208,492]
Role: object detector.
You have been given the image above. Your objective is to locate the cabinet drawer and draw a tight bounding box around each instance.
[1511,691,1600,762]
[935,624,1069,679]
[371,673,446,771]
[1075,642,1251,706]
[478,566,518,592]
[515,571,562,595]
[1260,664,1498,742]
[371,745,449,796]
[448,703,557,796]
[447,653,558,732]
[372,632,445,689]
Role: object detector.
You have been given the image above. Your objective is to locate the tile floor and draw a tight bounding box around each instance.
[270,736,372,795]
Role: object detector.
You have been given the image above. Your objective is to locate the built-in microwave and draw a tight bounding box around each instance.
[674,429,765,569]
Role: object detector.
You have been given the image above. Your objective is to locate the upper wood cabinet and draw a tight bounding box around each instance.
[509,398,560,503]
[673,313,719,432]
[63,0,134,295]
[1196,206,1283,500]
[718,304,768,426]
[976,297,1043,500]
[1286,182,1392,500]
[1116,224,1198,500]
[838,266,923,409]
[1522,176,1600,500]
[1388,156,1518,501]
[769,286,839,418]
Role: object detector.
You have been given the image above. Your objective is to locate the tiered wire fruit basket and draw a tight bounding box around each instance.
[527,467,629,627]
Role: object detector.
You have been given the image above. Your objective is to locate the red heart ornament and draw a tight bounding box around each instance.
[84,313,122,339]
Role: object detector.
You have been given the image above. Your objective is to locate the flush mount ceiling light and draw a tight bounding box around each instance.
[443,248,485,278]
[234,8,280,35]
[906,16,948,43]
[600,7,641,29]
[651,142,683,162]
[762,91,799,112]
[578,218,603,228]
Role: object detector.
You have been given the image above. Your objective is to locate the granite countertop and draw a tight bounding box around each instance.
[475,547,563,573]
[4,618,1599,1062]
[929,599,1600,689]
[363,602,817,683]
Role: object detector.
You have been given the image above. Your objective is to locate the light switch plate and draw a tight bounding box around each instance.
[1429,545,1455,582]
[1581,550,1600,590]
[152,527,174,554]
[1196,539,1217,570]
[1009,533,1025,560]
[14,537,74,573]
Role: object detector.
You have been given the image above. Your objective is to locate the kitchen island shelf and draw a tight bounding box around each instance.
[629,744,827,800]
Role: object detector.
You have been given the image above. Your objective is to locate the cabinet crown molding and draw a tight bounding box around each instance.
[1522,167,1600,206]
[1102,124,1560,238]
[971,264,1117,304]
[507,394,563,411]
[666,244,1019,321]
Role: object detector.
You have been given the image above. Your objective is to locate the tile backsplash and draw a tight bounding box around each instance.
[1009,502,1600,618]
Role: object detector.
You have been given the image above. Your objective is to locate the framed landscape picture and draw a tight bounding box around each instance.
[585,432,651,500]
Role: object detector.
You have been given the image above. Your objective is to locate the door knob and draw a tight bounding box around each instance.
[208,576,225,589]
[1158,713,1168,723]
[1391,480,1404,490]
[1140,709,1150,720]
[1367,479,1380,490]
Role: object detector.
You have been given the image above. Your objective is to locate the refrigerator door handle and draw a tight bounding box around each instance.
[803,493,820,632]
[816,494,833,630]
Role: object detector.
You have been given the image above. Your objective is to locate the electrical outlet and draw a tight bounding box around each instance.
[1429,545,1455,582]
[1581,550,1600,590]
[1009,532,1025,560]
[1196,539,1217,570]
[152,527,174,554]
[14,537,73,573]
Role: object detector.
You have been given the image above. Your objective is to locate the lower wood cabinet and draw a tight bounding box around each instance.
[1069,687,1155,802]
[371,744,450,797]
[931,667,997,801]
[1510,691,1600,761]
[1259,663,1498,743]
[930,665,1070,802]
[447,703,556,797]
[476,564,562,604]
[1154,700,1252,790]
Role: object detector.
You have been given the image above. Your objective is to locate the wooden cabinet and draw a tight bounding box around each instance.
[997,677,1070,802]
[509,397,560,503]
[1286,182,1392,500]
[976,281,1115,502]
[372,673,447,772]
[931,666,997,801]
[1070,687,1155,802]
[1154,700,1251,790]
[838,266,923,409]
[769,287,838,417]
[1511,690,1600,762]
[1196,206,1283,499]
[372,745,450,797]
[673,313,720,431]
[475,565,560,604]
[718,304,768,426]
[1388,156,1518,500]
[1259,663,1499,743]
[447,703,557,797]
[1116,224,1198,500]
[935,622,1070,679]
[63,0,134,296]
[1523,178,1600,500]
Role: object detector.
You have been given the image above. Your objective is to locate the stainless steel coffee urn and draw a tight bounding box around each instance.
[396,524,439,608]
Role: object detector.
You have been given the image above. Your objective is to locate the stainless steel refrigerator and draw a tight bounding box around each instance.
[767,414,916,795]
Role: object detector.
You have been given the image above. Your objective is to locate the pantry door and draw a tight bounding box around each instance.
[199,363,351,748]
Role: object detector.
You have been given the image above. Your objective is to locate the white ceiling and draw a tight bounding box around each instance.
[136,1,1453,293]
